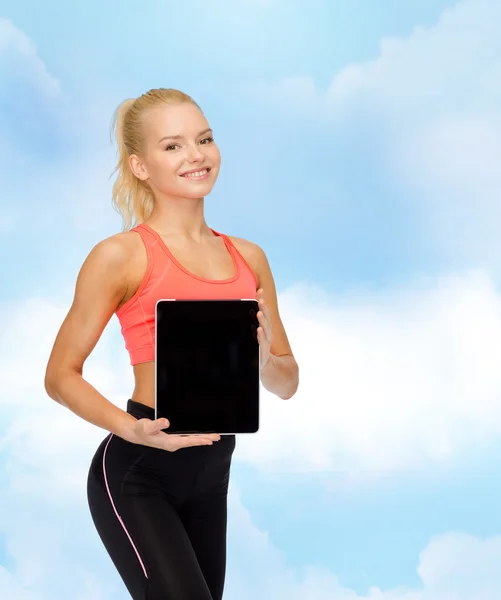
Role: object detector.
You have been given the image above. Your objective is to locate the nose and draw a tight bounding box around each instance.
[185,143,205,162]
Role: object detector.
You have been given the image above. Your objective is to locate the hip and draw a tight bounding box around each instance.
[88,399,236,502]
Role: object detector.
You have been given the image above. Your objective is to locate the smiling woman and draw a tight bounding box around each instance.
[44,86,298,599]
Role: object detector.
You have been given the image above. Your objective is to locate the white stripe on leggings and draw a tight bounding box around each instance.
[102,434,149,579]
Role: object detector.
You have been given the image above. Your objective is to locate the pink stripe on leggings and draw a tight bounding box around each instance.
[103,434,149,579]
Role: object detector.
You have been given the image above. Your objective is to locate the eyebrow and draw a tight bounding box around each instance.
[158,128,213,144]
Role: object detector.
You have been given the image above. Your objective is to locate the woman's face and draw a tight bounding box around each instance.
[130,102,221,199]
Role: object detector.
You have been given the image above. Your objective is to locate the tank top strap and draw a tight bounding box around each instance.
[213,229,233,247]
[216,231,259,290]
[132,223,159,247]
[129,223,160,279]
[213,230,239,261]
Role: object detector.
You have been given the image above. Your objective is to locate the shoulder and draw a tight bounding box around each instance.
[82,229,141,273]
[225,234,271,283]
[226,234,268,262]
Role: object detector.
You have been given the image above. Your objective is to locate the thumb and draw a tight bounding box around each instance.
[152,418,170,433]
[142,418,169,435]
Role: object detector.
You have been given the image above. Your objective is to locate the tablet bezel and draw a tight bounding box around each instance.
[154,298,260,435]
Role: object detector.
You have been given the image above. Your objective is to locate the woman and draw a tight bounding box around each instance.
[44,87,299,600]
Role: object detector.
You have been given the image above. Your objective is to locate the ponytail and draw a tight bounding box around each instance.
[109,98,154,231]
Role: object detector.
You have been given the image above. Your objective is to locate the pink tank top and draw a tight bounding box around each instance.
[116,223,259,365]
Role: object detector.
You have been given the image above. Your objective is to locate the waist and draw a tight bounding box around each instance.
[130,361,155,406]
[126,398,156,419]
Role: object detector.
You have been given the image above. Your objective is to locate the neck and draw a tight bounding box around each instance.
[146,195,212,240]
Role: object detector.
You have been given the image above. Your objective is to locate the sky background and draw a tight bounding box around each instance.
[2,0,501,597]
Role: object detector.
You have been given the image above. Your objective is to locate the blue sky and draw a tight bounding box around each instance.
[2,0,501,598]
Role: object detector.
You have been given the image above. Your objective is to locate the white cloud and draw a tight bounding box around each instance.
[226,496,501,600]
[417,532,501,599]
[235,268,501,477]
[2,274,501,596]
[0,19,121,237]
[254,0,500,125]
[0,567,37,600]
[246,0,501,265]
[3,269,501,496]
[0,19,65,232]
[0,18,60,98]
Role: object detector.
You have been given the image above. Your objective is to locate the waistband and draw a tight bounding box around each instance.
[126,399,155,420]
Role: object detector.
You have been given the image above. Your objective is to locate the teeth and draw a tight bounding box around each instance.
[183,169,208,178]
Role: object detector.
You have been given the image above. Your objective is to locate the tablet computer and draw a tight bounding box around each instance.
[155,298,260,435]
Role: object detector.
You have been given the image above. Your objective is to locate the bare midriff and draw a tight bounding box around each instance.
[130,362,156,408]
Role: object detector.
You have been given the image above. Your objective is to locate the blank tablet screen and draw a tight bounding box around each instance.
[155,299,260,434]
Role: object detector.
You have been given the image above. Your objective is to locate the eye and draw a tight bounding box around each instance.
[164,137,214,151]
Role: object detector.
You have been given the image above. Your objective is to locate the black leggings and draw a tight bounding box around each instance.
[87,399,236,600]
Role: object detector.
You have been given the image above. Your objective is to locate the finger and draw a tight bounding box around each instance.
[169,433,221,442]
[264,313,273,339]
[262,301,271,322]
[258,327,271,351]
[257,310,268,328]
[186,437,216,446]
[173,437,216,449]
[258,297,271,325]
[257,313,271,339]
[156,435,214,452]
[184,434,221,442]
[146,418,170,434]
[257,327,269,348]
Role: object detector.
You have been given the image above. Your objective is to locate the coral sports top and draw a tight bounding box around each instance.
[116,222,259,366]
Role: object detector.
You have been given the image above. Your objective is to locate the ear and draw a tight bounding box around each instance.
[129,154,149,181]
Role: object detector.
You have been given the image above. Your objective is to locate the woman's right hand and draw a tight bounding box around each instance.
[124,417,221,451]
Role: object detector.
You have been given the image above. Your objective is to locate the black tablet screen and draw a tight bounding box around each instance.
[155,299,260,434]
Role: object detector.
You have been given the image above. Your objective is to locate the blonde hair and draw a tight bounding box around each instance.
[110,88,202,231]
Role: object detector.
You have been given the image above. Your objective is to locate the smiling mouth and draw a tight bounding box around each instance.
[180,168,211,179]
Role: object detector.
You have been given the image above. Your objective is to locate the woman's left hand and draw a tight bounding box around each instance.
[256,288,273,370]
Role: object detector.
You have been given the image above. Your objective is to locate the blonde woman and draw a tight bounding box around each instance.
[44,88,299,600]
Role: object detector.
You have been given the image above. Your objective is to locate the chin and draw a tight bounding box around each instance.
[178,183,216,198]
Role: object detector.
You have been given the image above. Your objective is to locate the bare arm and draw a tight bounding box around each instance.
[254,247,299,400]
[45,236,226,450]
[44,236,138,438]
[230,236,299,400]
